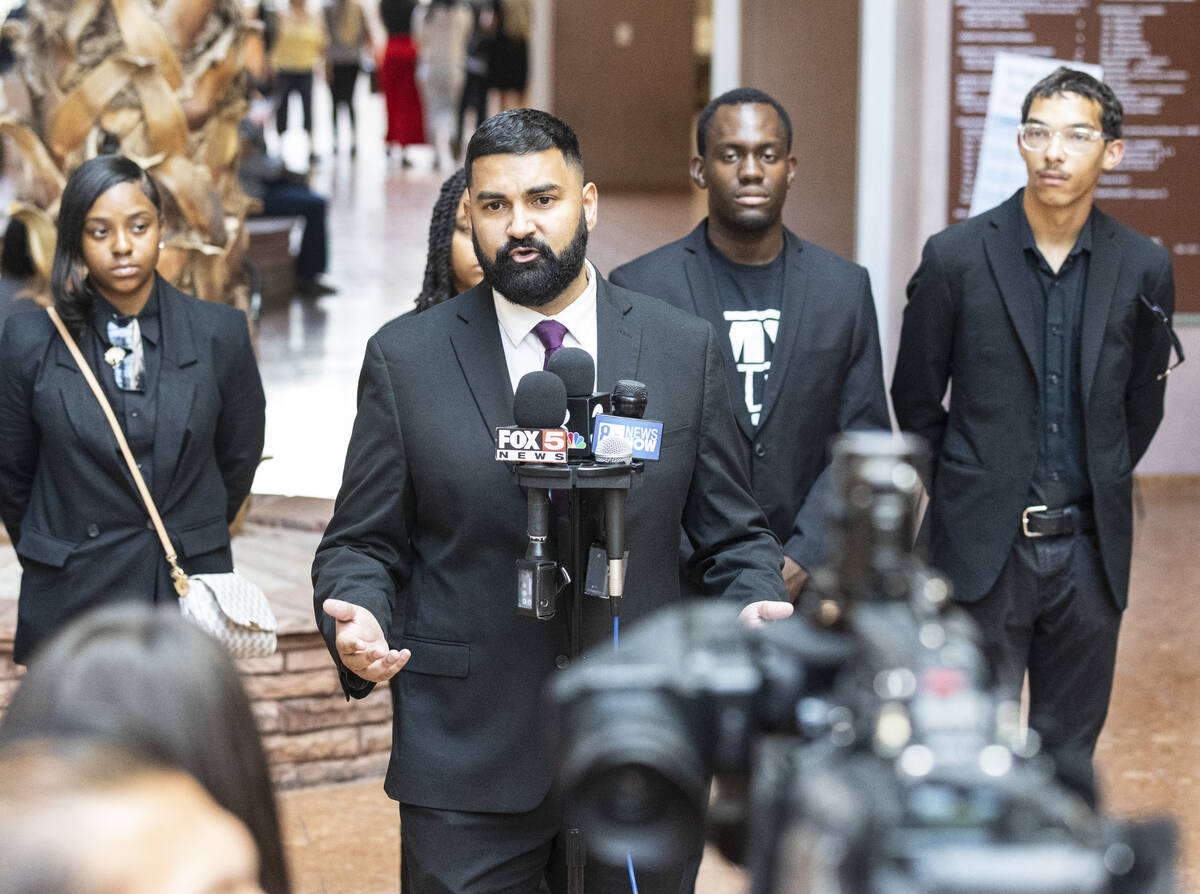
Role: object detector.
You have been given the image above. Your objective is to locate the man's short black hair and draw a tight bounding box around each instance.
[465,109,584,186]
[1021,67,1124,139]
[696,87,793,158]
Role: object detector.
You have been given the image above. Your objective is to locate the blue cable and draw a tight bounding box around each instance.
[626,852,639,893]
[613,616,619,649]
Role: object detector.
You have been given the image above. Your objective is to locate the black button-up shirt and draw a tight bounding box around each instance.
[88,282,162,493]
[1019,208,1092,509]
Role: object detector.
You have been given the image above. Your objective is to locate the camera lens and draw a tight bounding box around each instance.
[560,691,706,869]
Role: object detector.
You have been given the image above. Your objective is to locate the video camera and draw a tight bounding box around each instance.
[548,432,1175,893]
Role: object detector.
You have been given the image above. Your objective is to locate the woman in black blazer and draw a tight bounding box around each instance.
[0,155,266,664]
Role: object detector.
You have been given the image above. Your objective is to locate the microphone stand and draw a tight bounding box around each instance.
[513,460,642,894]
[513,460,643,657]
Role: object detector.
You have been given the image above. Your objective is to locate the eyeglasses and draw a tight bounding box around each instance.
[1138,294,1186,380]
[1017,123,1108,155]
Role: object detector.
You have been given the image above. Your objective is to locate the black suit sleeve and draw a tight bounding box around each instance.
[682,323,789,604]
[892,236,956,483]
[1126,250,1175,466]
[0,320,39,544]
[312,335,415,698]
[785,267,890,570]
[214,311,267,522]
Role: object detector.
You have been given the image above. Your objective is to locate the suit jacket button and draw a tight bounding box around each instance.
[555,654,569,669]
[146,520,155,531]
[754,443,767,458]
[86,524,100,538]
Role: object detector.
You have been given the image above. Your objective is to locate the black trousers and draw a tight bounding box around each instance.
[399,794,700,894]
[275,70,314,135]
[329,61,360,137]
[961,531,1121,805]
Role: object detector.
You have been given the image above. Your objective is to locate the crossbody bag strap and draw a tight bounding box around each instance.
[46,307,190,596]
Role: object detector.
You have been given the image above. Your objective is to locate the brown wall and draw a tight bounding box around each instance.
[741,1,861,259]
[552,1,696,191]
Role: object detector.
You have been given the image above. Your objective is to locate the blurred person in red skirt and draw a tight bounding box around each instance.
[379,0,426,167]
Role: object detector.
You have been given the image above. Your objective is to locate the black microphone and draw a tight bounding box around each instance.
[611,379,648,420]
[594,430,633,609]
[511,371,567,620]
[591,379,649,614]
[547,348,610,459]
[513,371,567,429]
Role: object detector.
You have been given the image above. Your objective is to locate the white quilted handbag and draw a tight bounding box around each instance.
[180,573,277,658]
[48,308,278,659]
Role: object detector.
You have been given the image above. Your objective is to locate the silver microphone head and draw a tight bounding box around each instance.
[594,434,633,464]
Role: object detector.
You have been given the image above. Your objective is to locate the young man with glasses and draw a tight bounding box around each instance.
[610,87,890,603]
[892,67,1177,804]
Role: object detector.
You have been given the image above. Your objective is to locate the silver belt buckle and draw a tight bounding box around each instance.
[1022,505,1048,538]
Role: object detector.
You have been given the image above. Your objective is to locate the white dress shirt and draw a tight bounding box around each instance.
[492,260,600,394]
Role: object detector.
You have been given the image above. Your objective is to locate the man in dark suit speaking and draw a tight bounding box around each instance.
[892,68,1176,800]
[312,109,791,892]
[610,88,890,601]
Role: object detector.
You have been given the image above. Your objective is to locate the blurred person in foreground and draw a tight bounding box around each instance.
[312,108,790,892]
[0,738,264,894]
[0,602,289,894]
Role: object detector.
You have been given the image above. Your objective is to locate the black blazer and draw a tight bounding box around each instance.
[891,191,1174,609]
[610,223,890,571]
[311,275,787,813]
[0,277,266,663]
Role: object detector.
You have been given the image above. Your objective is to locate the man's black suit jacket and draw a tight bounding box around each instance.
[609,223,890,572]
[0,277,266,663]
[311,275,787,814]
[892,190,1174,609]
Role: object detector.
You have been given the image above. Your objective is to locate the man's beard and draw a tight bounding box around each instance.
[475,215,589,308]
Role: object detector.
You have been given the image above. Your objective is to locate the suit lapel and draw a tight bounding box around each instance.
[1079,211,1121,408]
[755,231,806,431]
[595,275,640,389]
[152,282,198,502]
[983,196,1042,388]
[448,283,516,435]
[54,337,136,491]
[684,225,755,440]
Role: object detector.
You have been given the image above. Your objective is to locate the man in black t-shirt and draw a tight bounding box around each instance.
[610,87,890,600]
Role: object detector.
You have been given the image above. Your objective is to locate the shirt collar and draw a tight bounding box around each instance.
[92,276,162,345]
[493,259,598,351]
[1018,200,1094,259]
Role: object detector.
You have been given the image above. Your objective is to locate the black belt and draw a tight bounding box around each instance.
[1021,503,1095,538]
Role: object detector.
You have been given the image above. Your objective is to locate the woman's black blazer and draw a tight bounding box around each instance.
[0,277,266,663]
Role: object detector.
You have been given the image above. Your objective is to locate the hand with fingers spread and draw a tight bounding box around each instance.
[738,599,795,629]
[323,598,411,683]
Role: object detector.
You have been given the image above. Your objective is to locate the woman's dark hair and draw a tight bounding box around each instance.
[0,602,289,894]
[50,154,163,338]
[415,167,469,312]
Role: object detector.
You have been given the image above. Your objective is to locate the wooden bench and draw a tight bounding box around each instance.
[244,216,306,310]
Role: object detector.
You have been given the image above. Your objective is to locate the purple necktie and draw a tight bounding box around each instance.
[532,319,570,516]
[533,319,568,369]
